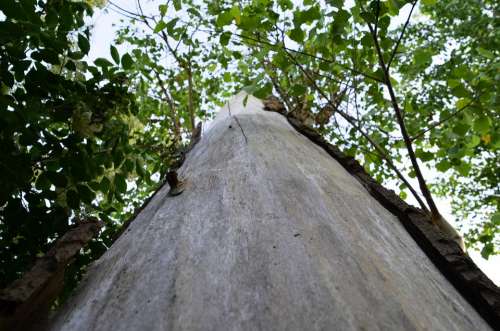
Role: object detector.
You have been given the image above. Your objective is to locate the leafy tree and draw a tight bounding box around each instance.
[0,0,168,299]
[0,0,497,308]
[398,0,499,257]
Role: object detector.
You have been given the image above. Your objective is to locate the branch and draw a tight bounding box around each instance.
[220,30,385,83]
[410,97,479,142]
[387,0,418,69]
[367,20,439,218]
[152,69,181,142]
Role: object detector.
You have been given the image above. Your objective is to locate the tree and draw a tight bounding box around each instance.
[47,93,493,330]
[0,0,498,327]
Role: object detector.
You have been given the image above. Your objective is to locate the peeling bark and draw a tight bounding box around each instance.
[0,219,102,330]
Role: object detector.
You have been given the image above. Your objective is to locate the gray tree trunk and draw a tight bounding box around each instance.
[49,92,490,331]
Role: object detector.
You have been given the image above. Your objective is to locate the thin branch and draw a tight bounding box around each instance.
[387,0,418,69]
[152,69,181,142]
[222,31,385,83]
[410,97,479,142]
[109,1,155,20]
[367,19,438,217]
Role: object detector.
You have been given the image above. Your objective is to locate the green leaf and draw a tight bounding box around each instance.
[327,0,343,8]
[77,34,90,54]
[415,149,434,162]
[473,116,490,134]
[289,28,305,42]
[220,31,231,46]
[94,58,113,67]
[216,11,233,27]
[254,82,273,99]
[121,53,133,70]
[99,176,111,193]
[291,84,307,96]
[296,6,320,24]
[481,243,494,259]
[159,4,167,16]
[230,5,241,24]
[436,160,451,172]
[455,98,470,110]
[110,45,120,64]
[492,213,500,225]
[456,162,471,176]
[154,20,167,33]
[413,49,433,67]
[387,0,404,15]
[173,0,181,11]
[165,18,179,36]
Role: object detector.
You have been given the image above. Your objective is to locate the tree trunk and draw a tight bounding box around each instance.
[49,92,490,331]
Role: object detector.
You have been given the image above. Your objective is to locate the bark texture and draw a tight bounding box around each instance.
[49,92,491,331]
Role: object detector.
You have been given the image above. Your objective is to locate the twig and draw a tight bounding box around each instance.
[410,97,479,142]
[387,0,418,69]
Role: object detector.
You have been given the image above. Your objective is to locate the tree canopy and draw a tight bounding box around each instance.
[0,0,498,301]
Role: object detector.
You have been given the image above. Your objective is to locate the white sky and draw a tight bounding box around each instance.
[87,1,499,285]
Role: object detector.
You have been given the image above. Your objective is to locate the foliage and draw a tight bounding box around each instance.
[0,0,166,299]
[399,0,499,257]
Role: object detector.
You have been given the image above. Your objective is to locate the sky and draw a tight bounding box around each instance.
[86,0,499,285]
